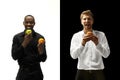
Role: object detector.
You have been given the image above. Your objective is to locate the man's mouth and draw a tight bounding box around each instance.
[85,23,90,26]
[26,27,31,29]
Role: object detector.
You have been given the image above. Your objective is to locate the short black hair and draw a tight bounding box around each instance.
[24,15,35,21]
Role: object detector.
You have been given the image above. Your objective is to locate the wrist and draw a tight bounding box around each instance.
[82,40,86,46]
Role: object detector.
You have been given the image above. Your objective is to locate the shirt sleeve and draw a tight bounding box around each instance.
[11,36,25,60]
[29,37,47,63]
[70,33,84,59]
[96,32,110,58]
[31,44,47,62]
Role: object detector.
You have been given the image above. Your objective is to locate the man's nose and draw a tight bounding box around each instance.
[85,19,89,22]
[27,23,31,25]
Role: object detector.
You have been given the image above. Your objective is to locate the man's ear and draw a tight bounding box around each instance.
[33,22,35,26]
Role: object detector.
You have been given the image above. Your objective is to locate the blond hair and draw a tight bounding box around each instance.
[80,10,94,20]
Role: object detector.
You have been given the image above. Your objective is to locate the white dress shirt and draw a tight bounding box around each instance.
[70,30,110,70]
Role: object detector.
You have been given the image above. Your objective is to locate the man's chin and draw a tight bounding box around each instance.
[25,27,33,29]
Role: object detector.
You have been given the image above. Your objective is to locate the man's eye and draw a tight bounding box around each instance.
[25,22,33,24]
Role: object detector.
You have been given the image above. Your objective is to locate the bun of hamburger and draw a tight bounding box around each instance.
[85,31,93,37]
[87,31,93,36]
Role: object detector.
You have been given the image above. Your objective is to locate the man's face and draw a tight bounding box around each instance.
[23,16,35,29]
[81,14,93,30]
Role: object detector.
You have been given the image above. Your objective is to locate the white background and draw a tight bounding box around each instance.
[0,0,60,80]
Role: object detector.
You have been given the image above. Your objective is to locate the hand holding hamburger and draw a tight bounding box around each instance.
[82,31,94,46]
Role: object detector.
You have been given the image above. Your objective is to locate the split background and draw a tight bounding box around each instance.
[0,0,118,80]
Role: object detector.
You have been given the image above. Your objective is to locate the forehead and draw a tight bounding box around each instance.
[82,14,92,19]
[24,16,34,21]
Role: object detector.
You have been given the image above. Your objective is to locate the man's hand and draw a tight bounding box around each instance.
[22,34,33,48]
[91,35,98,45]
[82,35,91,46]
[82,31,93,46]
[37,40,45,55]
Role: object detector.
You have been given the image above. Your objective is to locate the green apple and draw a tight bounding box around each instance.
[25,29,32,35]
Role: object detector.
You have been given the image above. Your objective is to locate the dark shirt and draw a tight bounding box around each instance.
[11,29,47,80]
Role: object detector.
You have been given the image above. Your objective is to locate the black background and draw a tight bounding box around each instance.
[60,0,119,80]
